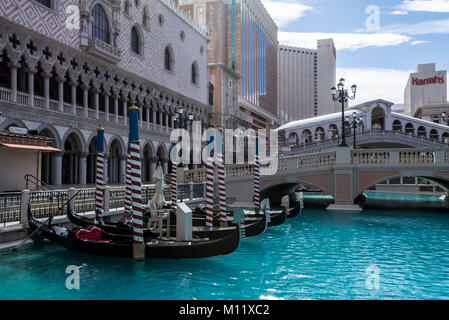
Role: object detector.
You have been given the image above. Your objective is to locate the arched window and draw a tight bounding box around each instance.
[91,4,110,44]
[131,27,139,54]
[35,0,51,8]
[191,62,198,84]
[164,46,173,71]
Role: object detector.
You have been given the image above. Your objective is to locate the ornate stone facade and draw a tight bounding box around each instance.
[0,0,211,187]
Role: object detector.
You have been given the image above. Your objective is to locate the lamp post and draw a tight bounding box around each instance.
[173,106,194,167]
[331,78,357,147]
[349,112,363,149]
[442,111,449,126]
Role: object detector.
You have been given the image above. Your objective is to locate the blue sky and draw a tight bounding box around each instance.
[262,0,449,105]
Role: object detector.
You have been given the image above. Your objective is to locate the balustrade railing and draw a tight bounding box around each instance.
[352,151,390,164]
[297,151,336,168]
[0,86,179,136]
[399,151,435,164]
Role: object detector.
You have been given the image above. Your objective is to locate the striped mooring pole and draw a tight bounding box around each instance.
[129,105,145,260]
[205,155,214,228]
[253,137,260,210]
[95,126,105,218]
[171,146,178,210]
[217,152,227,226]
[124,142,132,218]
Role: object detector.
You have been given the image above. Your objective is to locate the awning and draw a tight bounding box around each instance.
[0,142,60,152]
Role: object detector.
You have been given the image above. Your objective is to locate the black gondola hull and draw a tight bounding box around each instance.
[28,209,240,259]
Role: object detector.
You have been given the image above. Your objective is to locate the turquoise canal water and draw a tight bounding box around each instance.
[1,196,449,299]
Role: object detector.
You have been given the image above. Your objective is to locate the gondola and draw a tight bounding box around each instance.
[242,207,287,227]
[286,201,302,219]
[67,204,238,241]
[66,205,158,238]
[28,208,240,259]
[189,208,267,237]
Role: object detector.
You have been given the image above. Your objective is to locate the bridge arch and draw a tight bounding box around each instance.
[392,120,402,132]
[405,122,414,135]
[355,172,449,201]
[371,106,386,130]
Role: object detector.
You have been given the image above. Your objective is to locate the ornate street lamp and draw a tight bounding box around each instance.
[349,111,363,149]
[442,111,449,126]
[331,78,357,147]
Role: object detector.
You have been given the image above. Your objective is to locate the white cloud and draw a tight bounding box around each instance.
[337,67,412,105]
[278,32,410,51]
[389,10,409,15]
[410,40,429,45]
[379,19,449,35]
[397,0,449,13]
[261,0,312,27]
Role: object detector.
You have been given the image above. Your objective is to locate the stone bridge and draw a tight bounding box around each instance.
[181,147,449,211]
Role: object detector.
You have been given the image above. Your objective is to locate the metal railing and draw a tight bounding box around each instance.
[0,182,206,224]
[0,192,21,224]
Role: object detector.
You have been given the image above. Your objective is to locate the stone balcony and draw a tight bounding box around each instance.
[86,37,122,64]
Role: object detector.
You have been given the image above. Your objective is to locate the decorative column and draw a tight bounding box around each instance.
[43,72,50,109]
[123,99,128,125]
[149,157,157,183]
[146,107,150,130]
[114,95,119,124]
[120,155,127,184]
[82,84,89,118]
[159,111,163,132]
[105,92,110,122]
[70,80,77,115]
[129,105,145,260]
[79,152,87,185]
[94,88,100,119]
[95,127,105,218]
[27,68,35,107]
[162,157,168,174]
[53,152,63,185]
[165,112,170,133]
[57,76,64,112]
[9,62,18,103]
[139,105,143,128]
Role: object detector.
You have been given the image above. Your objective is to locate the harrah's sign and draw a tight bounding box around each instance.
[412,75,445,86]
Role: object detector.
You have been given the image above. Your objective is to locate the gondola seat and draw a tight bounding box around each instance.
[75,227,113,243]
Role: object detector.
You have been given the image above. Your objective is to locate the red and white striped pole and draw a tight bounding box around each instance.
[254,138,260,209]
[129,105,145,260]
[171,160,177,210]
[95,127,105,218]
[124,150,132,218]
[205,155,214,227]
[217,152,227,226]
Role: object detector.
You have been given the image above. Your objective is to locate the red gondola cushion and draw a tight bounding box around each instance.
[75,227,113,243]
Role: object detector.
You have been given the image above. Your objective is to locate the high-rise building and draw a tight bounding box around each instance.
[277,39,336,124]
[179,0,278,130]
[404,63,447,116]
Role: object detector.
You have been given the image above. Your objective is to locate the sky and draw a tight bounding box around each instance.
[261,0,449,106]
